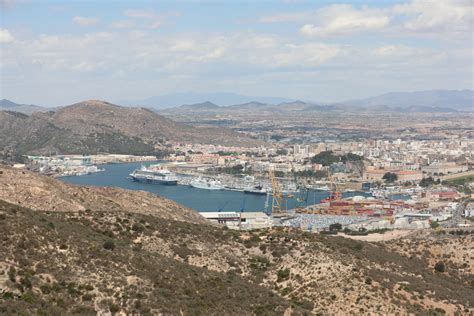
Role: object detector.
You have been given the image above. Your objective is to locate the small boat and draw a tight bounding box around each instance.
[190,177,224,190]
[315,185,330,191]
[244,184,268,195]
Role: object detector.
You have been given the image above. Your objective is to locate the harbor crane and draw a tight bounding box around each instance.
[320,169,341,203]
[290,162,309,208]
[268,167,290,215]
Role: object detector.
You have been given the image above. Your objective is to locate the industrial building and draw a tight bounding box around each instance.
[200,211,272,230]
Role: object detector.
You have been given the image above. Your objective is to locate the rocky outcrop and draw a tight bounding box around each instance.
[0,165,205,224]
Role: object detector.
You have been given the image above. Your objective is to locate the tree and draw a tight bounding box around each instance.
[341,153,363,162]
[311,151,363,166]
[311,151,339,166]
[434,261,445,273]
[276,148,288,155]
[329,223,342,231]
[382,172,398,183]
[420,177,435,187]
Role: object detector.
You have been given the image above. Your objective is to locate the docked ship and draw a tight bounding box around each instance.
[129,165,178,185]
[190,177,224,190]
[243,184,268,195]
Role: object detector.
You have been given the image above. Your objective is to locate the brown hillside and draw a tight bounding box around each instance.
[0,167,472,315]
[52,100,260,146]
[0,100,261,158]
[0,165,205,224]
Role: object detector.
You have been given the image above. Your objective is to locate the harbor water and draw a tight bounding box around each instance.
[60,162,371,212]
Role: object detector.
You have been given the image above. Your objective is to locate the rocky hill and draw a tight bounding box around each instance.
[0,100,261,159]
[0,166,205,224]
[0,166,472,314]
[0,99,49,115]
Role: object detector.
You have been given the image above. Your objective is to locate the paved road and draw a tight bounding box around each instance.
[441,199,468,228]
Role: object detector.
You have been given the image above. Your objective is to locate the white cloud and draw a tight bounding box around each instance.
[169,39,196,52]
[372,45,420,57]
[0,28,14,43]
[393,0,473,33]
[272,43,342,67]
[124,9,155,19]
[110,20,135,29]
[259,11,311,23]
[272,1,473,37]
[123,9,171,29]
[0,0,24,9]
[72,16,99,26]
[2,22,471,105]
[150,21,162,29]
[300,4,390,37]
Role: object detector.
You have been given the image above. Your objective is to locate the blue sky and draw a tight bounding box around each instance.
[1,0,472,106]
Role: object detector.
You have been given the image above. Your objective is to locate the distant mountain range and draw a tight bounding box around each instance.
[340,89,473,112]
[0,99,49,114]
[3,89,472,116]
[160,89,473,114]
[120,92,294,109]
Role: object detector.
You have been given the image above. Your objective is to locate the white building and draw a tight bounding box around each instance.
[200,212,272,230]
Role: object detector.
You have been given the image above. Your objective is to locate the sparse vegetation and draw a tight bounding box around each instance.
[329,223,342,231]
[420,177,439,187]
[434,261,445,273]
[103,240,115,250]
[277,268,290,282]
[0,187,472,315]
[383,172,398,183]
[311,151,363,166]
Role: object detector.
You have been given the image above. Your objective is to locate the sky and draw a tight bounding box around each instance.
[0,0,473,106]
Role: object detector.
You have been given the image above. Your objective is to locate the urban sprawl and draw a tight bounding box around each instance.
[22,137,474,233]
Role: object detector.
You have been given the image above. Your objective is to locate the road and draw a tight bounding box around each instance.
[440,199,468,228]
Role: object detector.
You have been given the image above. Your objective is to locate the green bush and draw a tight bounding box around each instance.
[434,261,445,273]
[103,240,115,250]
[40,284,51,294]
[329,223,342,231]
[277,268,290,282]
[84,284,94,291]
[8,266,16,282]
[82,293,93,301]
[109,303,120,313]
[352,243,364,251]
[21,291,36,304]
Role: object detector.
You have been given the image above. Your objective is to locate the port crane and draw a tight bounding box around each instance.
[320,169,341,203]
[290,163,309,208]
[268,167,290,215]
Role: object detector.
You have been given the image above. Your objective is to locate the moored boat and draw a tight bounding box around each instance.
[243,184,268,195]
[190,177,224,190]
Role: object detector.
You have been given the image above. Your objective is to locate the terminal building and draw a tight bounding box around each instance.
[200,212,272,230]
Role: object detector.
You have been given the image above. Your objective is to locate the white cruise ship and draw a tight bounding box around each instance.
[129,165,178,185]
